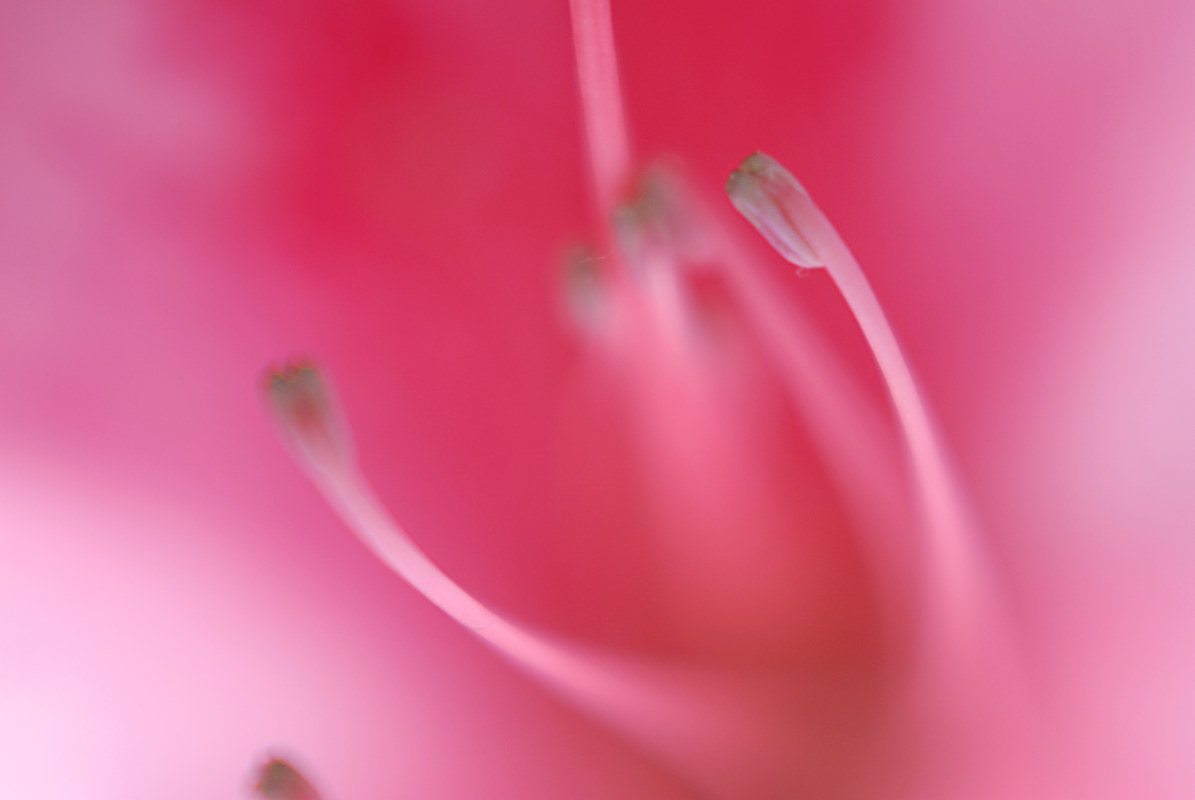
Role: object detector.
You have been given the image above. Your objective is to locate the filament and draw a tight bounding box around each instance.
[568,0,633,215]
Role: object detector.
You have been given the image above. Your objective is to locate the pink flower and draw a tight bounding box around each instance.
[2,0,1193,797]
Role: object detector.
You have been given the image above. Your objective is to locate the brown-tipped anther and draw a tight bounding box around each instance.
[263,360,353,473]
[256,759,323,800]
[612,168,709,270]
[726,152,824,269]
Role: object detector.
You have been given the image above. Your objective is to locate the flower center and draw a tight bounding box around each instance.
[262,0,1029,794]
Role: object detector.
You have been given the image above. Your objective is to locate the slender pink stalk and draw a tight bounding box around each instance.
[568,0,632,215]
[718,235,913,621]
[263,362,800,797]
[726,153,1014,678]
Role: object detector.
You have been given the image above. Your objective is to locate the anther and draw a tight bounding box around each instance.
[562,245,612,335]
[612,168,709,272]
[726,153,823,269]
[263,361,353,476]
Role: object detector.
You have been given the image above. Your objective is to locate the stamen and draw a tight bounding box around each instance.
[263,361,794,796]
[264,364,537,639]
[255,759,322,800]
[726,152,1010,665]
[569,0,633,215]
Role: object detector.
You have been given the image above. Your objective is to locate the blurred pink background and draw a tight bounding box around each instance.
[2,0,1193,797]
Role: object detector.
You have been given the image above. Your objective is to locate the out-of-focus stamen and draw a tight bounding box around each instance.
[265,362,354,478]
[265,362,539,640]
[569,0,633,215]
[263,361,796,797]
[610,176,707,356]
[255,759,322,800]
[562,245,611,334]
